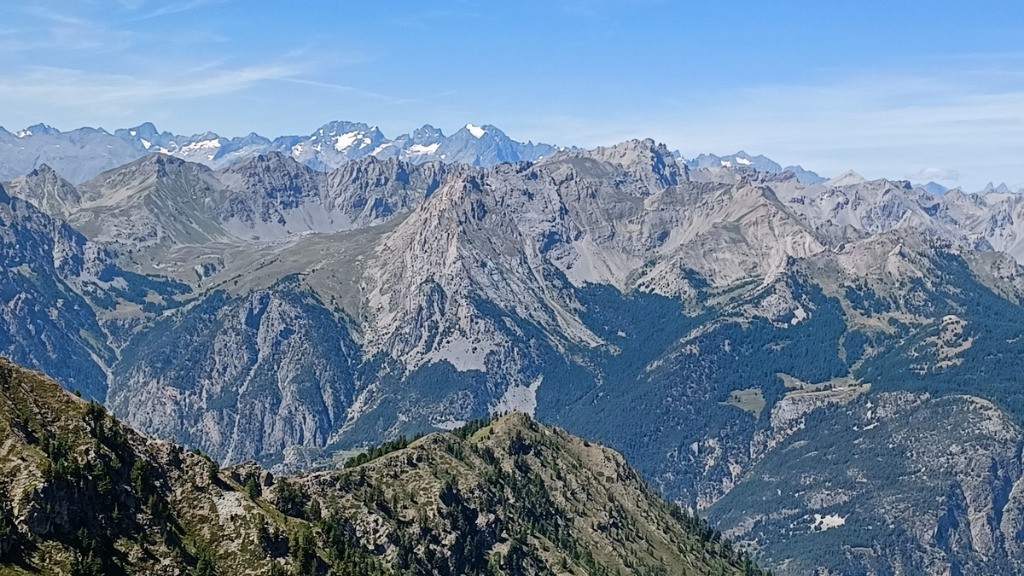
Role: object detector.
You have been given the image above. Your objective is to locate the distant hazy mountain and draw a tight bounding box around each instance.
[0,120,565,184]
[0,124,144,184]
[919,180,949,195]
[686,150,826,184]
[982,181,1015,195]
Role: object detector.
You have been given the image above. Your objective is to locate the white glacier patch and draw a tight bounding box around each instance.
[370,142,393,156]
[466,123,486,138]
[178,139,222,155]
[406,143,440,156]
[333,131,364,151]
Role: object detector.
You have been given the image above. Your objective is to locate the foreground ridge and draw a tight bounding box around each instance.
[0,357,767,575]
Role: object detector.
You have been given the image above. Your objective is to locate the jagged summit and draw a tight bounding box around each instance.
[983,181,1014,194]
[689,150,781,173]
[919,180,949,195]
[826,169,868,187]
[547,138,683,188]
[5,162,82,218]
[18,123,60,137]
[686,150,826,184]
[85,151,194,184]
[26,162,57,177]
[0,120,564,183]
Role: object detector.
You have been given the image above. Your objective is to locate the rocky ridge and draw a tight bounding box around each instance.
[0,357,765,576]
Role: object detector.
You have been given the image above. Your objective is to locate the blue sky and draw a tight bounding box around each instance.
[1,0,1022,189]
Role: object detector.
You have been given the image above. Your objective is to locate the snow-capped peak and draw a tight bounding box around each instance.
[466,123,486,138]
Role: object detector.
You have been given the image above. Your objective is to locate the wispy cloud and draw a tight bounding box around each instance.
[909,167,962,184]
[0,5,136,55]
[513,61,1024,191]
[0,1,235,57]
[627,68,1024,190]
[122,0,237,21]
[0,63,304,115]
[276,78,407,104]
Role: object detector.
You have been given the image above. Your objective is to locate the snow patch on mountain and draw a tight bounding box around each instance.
[179,139,222,153]
[333,131,370,151]
[407,143,440,156]
[466,123,486,138]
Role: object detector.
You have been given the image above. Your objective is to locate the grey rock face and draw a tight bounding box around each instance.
[432,123,560,166]
[4,164,82,218]
[0,184,186,399]
[110,279,359,464]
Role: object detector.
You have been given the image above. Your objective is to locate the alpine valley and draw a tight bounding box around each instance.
[4,120,1024,575]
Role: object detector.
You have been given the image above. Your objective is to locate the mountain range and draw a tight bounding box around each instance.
[8,119,1018,198]
[5,128,1024,574]
[0,121,562,185]
[685,150,826,185]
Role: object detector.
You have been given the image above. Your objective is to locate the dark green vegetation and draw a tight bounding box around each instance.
[342,433,418,468]
[539,273,850,501]
[0,357,767,575]
[707,392,1024,575]
[855,251,1024,416]
[294,413,772,576]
